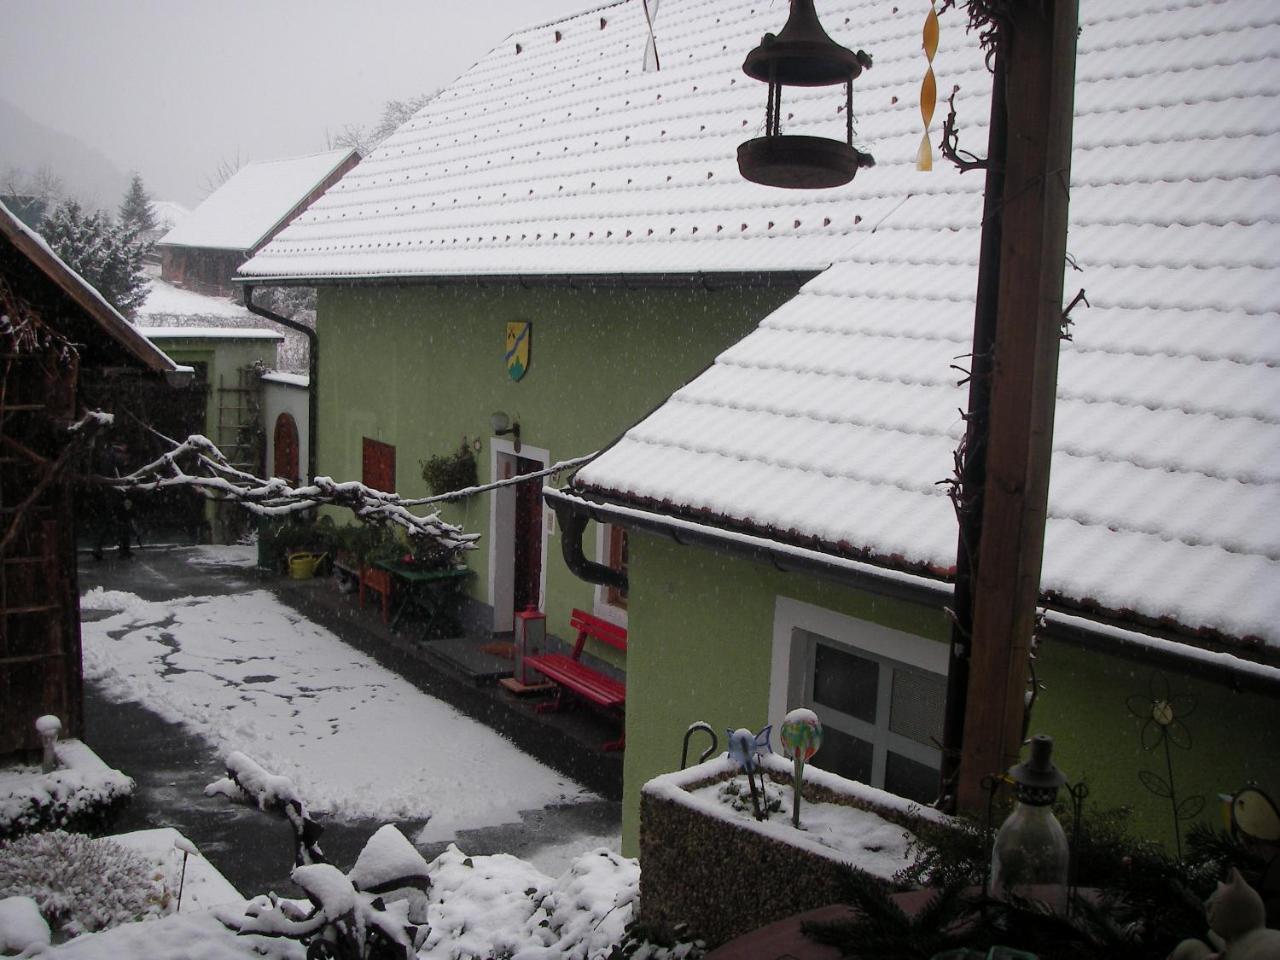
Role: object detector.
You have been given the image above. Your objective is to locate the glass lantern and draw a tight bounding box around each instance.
[990,734,1070,912]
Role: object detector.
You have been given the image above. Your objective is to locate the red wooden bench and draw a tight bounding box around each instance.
[358,566,394,623]
[525,608,626,751]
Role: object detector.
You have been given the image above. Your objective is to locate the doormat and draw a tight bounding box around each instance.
[480,641,515,660]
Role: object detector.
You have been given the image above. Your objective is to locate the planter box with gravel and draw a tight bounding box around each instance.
[638,752,957,947]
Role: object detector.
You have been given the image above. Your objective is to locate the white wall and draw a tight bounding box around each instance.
[261,377,309,481]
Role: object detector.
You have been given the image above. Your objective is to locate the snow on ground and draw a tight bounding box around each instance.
[79,587,594,831]
[185,544,258,568]
[40,843,658,960]
[112,828,244,912]
[524,831,621,879]
[412,844,640,960]
[0,896,50,954]
[40,908,303,959]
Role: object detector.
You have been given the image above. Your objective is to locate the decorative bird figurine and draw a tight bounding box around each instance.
[1228,786,1280,845]
[726,725,772,774]
[1219,784,1280,928]
[726,725,772,821]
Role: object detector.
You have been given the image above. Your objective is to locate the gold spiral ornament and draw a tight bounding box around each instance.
[918,1,939,170]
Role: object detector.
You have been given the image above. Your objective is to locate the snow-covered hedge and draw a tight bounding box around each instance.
[0,830,171,937]
[0,742,134,840]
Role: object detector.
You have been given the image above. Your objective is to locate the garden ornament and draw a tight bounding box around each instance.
[1226,786,1280,845]
[780,708,823,828]
[680,721,718,770]
[1127,670,1202,858]
[727,725,772,821]
[990,735,1070,914]
[1169,868,1280,960]
[174,835,199,912]
[34,714,61,773]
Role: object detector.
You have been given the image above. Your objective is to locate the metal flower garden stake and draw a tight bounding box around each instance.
[727,726,773,821]
[1126,671,1202,857]
[780,708,823,827]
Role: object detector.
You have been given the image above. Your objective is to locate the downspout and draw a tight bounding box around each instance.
[243,285,318,483]
[550,500,627,592]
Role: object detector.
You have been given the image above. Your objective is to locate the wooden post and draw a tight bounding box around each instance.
[955,0,1080,815]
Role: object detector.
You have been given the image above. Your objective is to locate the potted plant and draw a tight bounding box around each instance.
[420,441,477,496]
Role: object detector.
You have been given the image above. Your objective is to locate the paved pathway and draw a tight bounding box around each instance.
[78,546,621,896]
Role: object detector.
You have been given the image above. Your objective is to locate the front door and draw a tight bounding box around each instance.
[512,456,543,612]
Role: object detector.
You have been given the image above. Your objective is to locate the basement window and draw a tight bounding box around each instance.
[771,598,948,804]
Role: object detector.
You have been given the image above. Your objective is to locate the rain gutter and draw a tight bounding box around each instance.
[545,488,1280,697]
[232,270,819,290]
[242,285,318,483]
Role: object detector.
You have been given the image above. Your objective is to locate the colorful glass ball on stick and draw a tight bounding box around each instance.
[781,708,823,827]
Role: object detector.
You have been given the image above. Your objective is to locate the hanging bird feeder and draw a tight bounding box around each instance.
[738,0,874,189]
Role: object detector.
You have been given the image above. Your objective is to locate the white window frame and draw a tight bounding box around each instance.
[769,596,948,793]
[591,522,628,628]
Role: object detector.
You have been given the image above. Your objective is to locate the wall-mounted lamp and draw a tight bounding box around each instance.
[491,411,521,452]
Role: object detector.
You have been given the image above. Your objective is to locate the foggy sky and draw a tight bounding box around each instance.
[0,0,593,206]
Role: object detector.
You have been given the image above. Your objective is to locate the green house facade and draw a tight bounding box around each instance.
[311,280,796,634]
[548,506,1280,854]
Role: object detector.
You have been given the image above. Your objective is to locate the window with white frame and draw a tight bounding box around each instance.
[772,598,947,804]
[592,523,629,625]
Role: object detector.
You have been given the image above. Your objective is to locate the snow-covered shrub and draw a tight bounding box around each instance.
[0,830,171,937]
[0,763,134,840]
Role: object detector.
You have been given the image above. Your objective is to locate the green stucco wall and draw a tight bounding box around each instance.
[1033,639,1280,852]
[145,336,278,445]
[619,532,1280,857]
[315,282,796,636]
[620,532,949,855]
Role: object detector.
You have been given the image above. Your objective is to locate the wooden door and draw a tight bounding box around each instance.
[362,438,396,493]
[274,413,299,484]
[512,456,543,612]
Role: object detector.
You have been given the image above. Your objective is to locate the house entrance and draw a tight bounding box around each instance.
[488,441,549,633]
[512,456,543,612]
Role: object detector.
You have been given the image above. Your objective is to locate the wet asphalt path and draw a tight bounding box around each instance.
[77,546,620,896]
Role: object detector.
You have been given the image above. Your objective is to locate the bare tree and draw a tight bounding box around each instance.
[202,151,245,197]
[329,92,437,155]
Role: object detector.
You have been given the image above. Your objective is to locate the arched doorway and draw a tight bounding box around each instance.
[273,413,299,484]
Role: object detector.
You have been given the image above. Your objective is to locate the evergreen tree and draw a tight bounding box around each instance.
[118,173,157,236]
[41,199,150,316]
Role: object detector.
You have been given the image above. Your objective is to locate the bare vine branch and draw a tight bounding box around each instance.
[939,87,988,174]
[1061,287,1089,342]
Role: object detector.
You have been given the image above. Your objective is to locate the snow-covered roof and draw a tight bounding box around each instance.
[151,200,190,234]
[141,326,283,341]
[261,371,309,388]
[136,276,256,320]
[241,0,980,281]
[160,148,358,253]
[574,0,1280,649]
[0,199,180,375]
